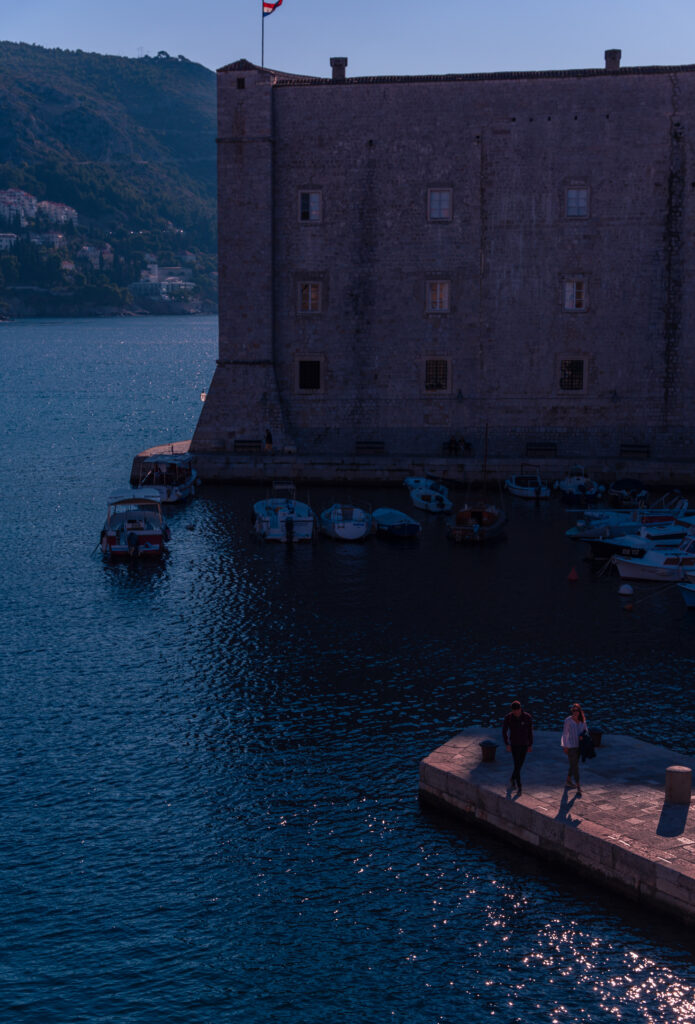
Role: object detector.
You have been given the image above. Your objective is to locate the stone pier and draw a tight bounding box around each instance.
[419,728,695,925]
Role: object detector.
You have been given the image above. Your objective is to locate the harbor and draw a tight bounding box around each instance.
[420,728,695,925]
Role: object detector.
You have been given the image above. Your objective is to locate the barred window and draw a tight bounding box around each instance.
[566,187,589,218]
[427,280,450,313]
[428,188,452,222]
[425,358,449,392]
[299,191,322,222]
[299,281,321,313]
[560,359,585,391]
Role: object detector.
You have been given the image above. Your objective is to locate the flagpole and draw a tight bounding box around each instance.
[261,6,265,67]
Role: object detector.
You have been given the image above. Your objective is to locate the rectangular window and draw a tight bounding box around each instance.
[566,187,589,218]
[299,281,321,312]
[427,280,450,313]
[298,360,321,391]
[428,188,452,222]
[560,359,585,391]
[564,278,586,311]
[299,191,322,222]
[425,358,449,392]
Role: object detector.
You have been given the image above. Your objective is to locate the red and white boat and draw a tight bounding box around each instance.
[612,536,695,581]
[100,490,170,561]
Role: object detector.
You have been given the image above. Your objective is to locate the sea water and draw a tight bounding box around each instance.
[2,316,695,1022]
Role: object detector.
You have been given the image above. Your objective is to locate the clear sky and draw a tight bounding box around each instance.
[4,0,695,78]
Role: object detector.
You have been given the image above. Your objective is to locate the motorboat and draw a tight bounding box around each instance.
[100,489,170,561]
[504,465,550,499]
[134,453,199,503]
[253,482,316,542]
[372,507,422,539]
[319,503,373,540]
[409,487,453,513]
[553,466,603,504]
[612,536,695,581]
[447,502,507,543]
[607,478,649,507]
[403,476,449,497]
[566,493,690,541]
[587,522,693,561]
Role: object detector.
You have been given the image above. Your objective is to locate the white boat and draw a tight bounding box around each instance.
[587,522,693,560]
[565,493,689,541]
[607,478,650,506]
[554,466,603,503]
[253,483,316,542]
[319,503,373,540]
[409,487,453,513]
[505,465,551,499]
[100,490,170,561]
[613,536,695,581]
[372,507,422,539]
[403,476,449,497]
[134,453,199,503]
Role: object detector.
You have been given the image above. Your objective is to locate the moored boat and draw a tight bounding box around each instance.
[678,582,695,608]
[403,476,448,496]
[319,503,373,540]
[612,536,695,581]
[504,465,550,499]
[253,482,316,542]
[409,487,453,513]
[553,466,603,504]
[134,453,199,503]
[100,490,170,561]
[372,507,422,539]
[447,502,507,543]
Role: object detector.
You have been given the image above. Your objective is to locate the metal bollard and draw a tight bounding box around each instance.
[665,765,692,805]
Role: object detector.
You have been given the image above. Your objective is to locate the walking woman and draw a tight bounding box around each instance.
[562,702,588,796]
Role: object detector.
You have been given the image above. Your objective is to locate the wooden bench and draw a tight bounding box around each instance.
[619,442,651,459]
[355,440,385,455]
[525,441,557,457]
[233,439,263,454]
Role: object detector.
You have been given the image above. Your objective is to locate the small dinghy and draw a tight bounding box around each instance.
[409,487,453,513]
[319,503,373,540]
[504,464,550,499]
[372,507,422,539]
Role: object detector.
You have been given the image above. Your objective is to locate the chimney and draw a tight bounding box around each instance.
[605,49,621,71]
[330,57,348,82]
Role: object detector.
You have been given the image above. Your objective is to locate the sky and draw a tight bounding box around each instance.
[4,0,695,78]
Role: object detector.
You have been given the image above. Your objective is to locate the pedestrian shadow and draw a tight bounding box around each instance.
[555,788,581,826]
[656,802,689,837]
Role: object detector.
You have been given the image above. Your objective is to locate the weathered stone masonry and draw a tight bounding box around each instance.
[192,51,695,473]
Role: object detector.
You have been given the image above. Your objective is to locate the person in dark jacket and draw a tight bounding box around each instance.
[502,700,534,794]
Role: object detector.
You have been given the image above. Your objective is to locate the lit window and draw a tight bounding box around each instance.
[299,281,321,312]
[299,191,322,222]
[427,280,450,313]
[566,187,589,218]
[298,360,321,391]
[425,358,449,392]
[428,188,452,222]
[564,278,586,311]
[560,359,585,391]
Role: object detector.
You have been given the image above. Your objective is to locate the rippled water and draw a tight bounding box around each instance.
[2,316,695,1022]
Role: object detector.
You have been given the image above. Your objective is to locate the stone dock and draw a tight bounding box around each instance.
[419,728,695,925]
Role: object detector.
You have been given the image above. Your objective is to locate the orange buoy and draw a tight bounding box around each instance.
[567,566,579,581]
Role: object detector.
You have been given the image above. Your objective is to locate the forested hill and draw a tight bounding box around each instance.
[0,41,217,249]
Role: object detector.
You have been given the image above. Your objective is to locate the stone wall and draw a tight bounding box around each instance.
[192,58,695,468]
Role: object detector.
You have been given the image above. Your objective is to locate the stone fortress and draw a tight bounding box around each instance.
[191,49,695,483]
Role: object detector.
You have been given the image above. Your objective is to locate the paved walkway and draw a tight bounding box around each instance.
[419,729,695,923]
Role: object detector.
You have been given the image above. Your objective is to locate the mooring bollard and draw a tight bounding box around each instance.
[665,765,692,804]
[479,740,498,763]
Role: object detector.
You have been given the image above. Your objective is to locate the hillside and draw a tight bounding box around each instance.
[0,41,217,249]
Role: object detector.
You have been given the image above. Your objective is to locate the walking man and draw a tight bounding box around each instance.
[502,700,533,794]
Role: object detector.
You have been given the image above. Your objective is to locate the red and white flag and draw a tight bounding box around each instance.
[263,0,283,15]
